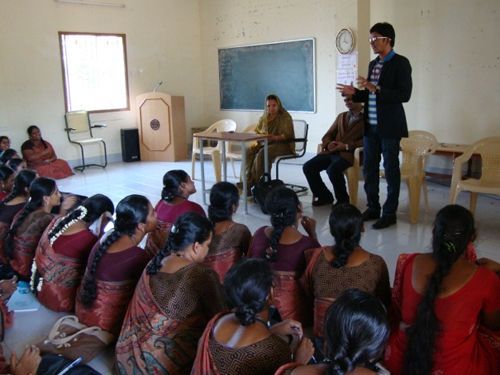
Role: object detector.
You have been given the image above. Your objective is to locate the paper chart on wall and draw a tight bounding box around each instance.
[336,52,358,85]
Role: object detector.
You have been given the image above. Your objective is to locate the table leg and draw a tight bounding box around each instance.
[200,139,206,205]
[263,139,269,175]
[241,141,248,214]
[222,140,227,181]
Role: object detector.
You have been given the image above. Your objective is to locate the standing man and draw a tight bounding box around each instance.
[337,22,412,229]
[303,95,364,206]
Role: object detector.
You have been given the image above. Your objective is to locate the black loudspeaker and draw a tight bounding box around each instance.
[121,128,141,162]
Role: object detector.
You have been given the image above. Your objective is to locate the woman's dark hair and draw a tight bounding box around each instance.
[329,203,363,268]
[25,125,48,149]
[223,258,273,326]
[402,204,475,375]
[147,212,212,275]
[3,169,36,203]
[161,170,189,202]
[5,177,57,259]
[263,186,300,262]
[370,22,395,47]
[324,289,389,375]
[0,149,18,164]
[5,158,24,171]
[208,182,239,223]
[0,165,14,186]
[0,136,8,144]
[79,194,150,308]
[48,194,115,244]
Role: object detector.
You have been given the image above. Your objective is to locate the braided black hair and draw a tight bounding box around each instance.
[147,212,212,275]
[0,165,14,190]
[329,203,363,268]
[5,158,25,172]
[263,186,300,262]
[161,170,189,202]
[3,170,36,203]
[402,205,475,375]
[224,258,273,326]
[324,289,389,375]
[208,182,239,224]
[0,149,18,164]
[5,177,56,259]
[79,194,150,308]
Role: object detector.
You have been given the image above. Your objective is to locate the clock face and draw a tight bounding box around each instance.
[336,28,354,54]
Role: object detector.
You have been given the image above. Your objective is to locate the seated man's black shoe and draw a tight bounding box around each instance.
[362,209,380,222]
[312,196,334,207]
[372,215,397,229]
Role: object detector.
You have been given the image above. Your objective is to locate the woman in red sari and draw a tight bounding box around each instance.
[205,182,251,281]
[192,258,314,375]
[0,170,36,265]
[75,194,158,336]
[116,212,226,375]
[34,194,114,312]
[384,205,500,375]
[5,177,74,280]
[304,203,390,340]
[21,125,73,179]
[146,170,205,255]
[249,186,319,323]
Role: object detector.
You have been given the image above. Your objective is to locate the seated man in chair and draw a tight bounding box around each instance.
[303,95,364,206]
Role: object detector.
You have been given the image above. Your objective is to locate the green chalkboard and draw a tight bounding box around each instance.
[218,39,315,112]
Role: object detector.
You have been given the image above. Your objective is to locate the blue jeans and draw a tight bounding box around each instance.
[363,126,401,216]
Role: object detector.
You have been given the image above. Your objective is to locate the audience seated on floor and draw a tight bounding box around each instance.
[33,194,114,312]
[385,204,500,375]
[5,158,27,174]
[0,149,19,166]
[0,166,15,202]
[0,136,10,154]
[146,169,205,255]
[75,194,157,336]
[192,258,314,375]
[304,203,390,341]
[116,212,226,374]
[249,186,319,323]
[205,182,251,281]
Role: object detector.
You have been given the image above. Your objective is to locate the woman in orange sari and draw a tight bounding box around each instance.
[21,125,73,179]
[34,194,114,312]
[75,194,157,336]
[205,182,251,281]
[249,186,319,323]
[116,212,226,375]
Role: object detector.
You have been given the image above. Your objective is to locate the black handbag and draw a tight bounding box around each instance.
[251,173,284,214]
[37,354,101,374]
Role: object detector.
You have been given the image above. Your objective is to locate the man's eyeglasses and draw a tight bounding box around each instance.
[369,36,390,43]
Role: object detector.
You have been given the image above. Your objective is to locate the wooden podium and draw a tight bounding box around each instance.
[136,92,187,161]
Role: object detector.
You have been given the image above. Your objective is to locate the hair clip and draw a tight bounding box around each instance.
[77,205,88,220]
[444,241,457,253]
[170,225,179,234]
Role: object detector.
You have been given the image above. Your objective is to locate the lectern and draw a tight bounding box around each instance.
[136,92,187,161]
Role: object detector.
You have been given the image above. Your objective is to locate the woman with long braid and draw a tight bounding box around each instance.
[385,205,500,375]
[5,177,75,280]
[116,212,225,374]
[34,194,114,312]
[146,170,205,255]
[304,203,390,342]
[249,186,319,322]
[75,194,157,335]
[0,170,36,264]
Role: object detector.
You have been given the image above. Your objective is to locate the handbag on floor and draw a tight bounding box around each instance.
[38,315,114,363]
[251,173,284,214]
[37,354,101,375]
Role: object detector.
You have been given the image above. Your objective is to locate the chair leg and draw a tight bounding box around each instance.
[191,152,196,180]
[212,150,222,183]
[102,140,108,168]
[346,168,358,207]
[422,180,429,211]
[408,177,421,224]
[230,158,238,178]
[469,192,478,214]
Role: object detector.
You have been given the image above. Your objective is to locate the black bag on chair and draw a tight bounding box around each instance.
[251,173,284,214]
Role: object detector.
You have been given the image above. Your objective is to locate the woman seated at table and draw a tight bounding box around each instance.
[34,194,114,312]
[249,186,319,322]
[384,205,500,375]
[146,169,205,254]
[192,258,314,375]
[243,94,294,189]
[75,194,157,336]
[116,212,226,375]
[304,203,390,340]
[5,177,75,280]
[21,125,73,179]
[205,182,251,281]
[0,170,36,265]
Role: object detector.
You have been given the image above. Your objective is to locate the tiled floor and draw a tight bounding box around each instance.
[5,160,500,374]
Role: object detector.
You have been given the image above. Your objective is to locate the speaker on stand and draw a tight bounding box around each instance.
[121,128,141,162]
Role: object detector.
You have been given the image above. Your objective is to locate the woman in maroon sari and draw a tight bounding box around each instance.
[5,177,74,280]
[34,194,114,312]
[116,212,226,375]
[21,125,73,180]
[0,170,36,265]
[205,182,251,281]
[249,186,319,323]
[75,194,158,336]
[146,170,205,255]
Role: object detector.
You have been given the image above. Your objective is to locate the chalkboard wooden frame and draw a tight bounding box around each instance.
[218,38,316,113]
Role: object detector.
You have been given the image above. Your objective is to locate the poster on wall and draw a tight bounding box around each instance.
[336,51,358,85]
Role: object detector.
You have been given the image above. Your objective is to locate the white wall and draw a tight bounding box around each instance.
[0,0,204,162]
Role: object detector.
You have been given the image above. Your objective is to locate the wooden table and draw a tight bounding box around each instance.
[432,143,477,178]
[192,132,271,213]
